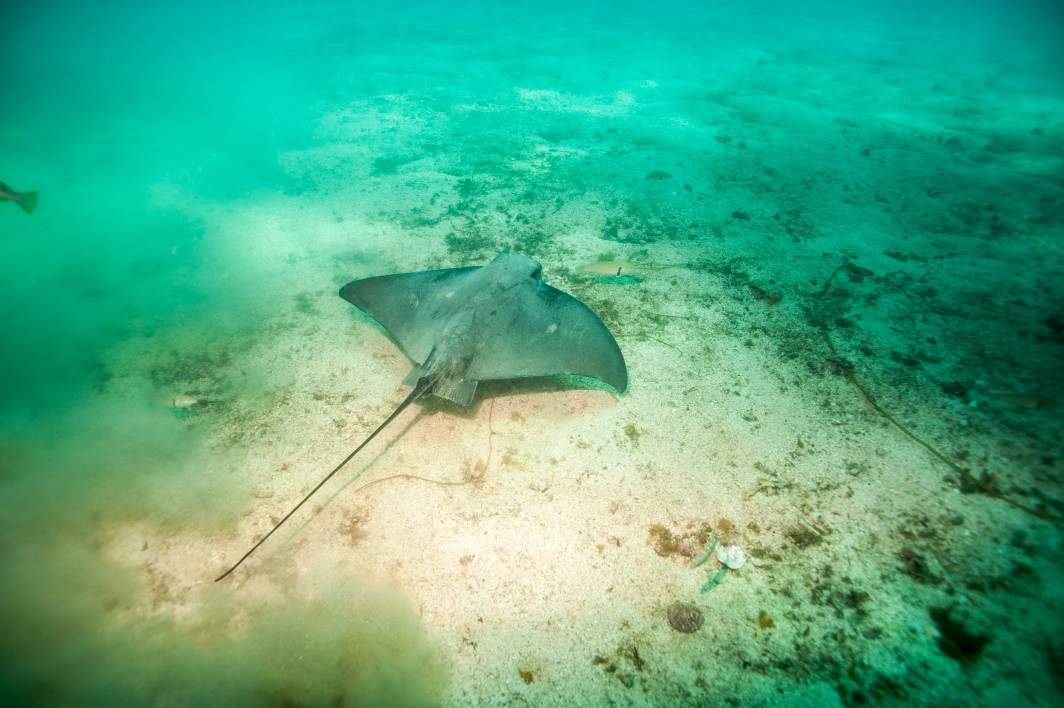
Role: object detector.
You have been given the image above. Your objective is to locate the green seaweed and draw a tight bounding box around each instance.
[700,567,728,593]
[693,532,719,568]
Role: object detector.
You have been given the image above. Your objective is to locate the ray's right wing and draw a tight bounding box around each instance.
[339,266,478,363]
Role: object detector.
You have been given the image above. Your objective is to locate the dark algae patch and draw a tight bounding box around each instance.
[648,522,713,560]
[593,643,648,689]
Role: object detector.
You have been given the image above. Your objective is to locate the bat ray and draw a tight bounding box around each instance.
[216,251,626,581]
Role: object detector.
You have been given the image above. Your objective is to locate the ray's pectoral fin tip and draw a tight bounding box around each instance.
[216,252,626,582]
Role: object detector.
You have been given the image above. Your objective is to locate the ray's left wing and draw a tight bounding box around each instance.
[339,266,478,363]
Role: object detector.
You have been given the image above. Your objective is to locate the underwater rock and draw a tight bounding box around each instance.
[252,485,274,499]
[667,602,704,633]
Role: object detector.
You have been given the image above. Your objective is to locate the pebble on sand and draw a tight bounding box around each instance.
[667,602,704,633]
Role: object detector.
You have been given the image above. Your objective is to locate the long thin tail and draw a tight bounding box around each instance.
[17,191,38,214]
[214,378,433,582]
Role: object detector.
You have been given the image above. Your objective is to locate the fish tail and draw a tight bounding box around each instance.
[17,191,38,214]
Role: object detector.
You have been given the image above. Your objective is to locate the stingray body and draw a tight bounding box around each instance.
[215,252,626,581]
[340,251,627,403]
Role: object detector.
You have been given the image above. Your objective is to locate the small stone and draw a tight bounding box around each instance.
[667,602,704,633]
[252,485,274,499]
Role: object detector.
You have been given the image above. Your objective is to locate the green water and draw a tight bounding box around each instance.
[2,1,1062,706]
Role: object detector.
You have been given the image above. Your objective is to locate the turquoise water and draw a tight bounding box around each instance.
[2,2,1062,705]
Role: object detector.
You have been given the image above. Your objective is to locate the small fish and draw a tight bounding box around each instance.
[172,394,206,410]
[0,181,38,214]
[578,259,643,278]
[982,391,1054,410]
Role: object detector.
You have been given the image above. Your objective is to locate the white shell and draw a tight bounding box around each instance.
[716,543,748,570]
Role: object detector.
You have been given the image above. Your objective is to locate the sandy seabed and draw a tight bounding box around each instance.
[2,4,1062,707]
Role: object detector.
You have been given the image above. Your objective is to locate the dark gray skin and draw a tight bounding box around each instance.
[340,251,628,404]
[0,181,22,201]
[215,252,627,581]
[0,181,37,214]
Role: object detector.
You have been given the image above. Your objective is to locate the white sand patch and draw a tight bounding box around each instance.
[515,87,636,116]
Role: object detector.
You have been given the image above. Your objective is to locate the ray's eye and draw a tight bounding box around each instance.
[530,264,542,280]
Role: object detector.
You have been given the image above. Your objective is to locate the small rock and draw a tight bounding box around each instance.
[667,602,704,633]
[528,480,551,494]
[252,485,274,499]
